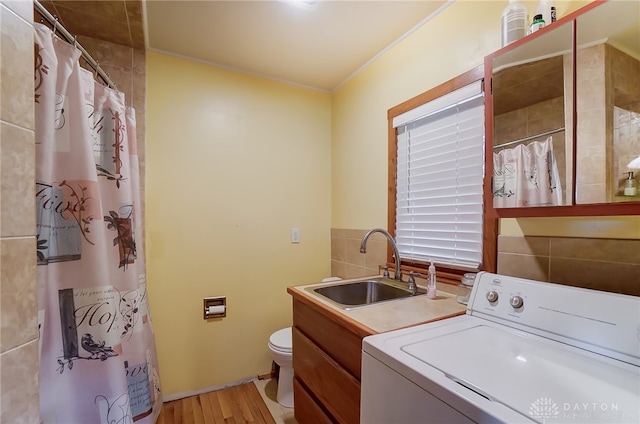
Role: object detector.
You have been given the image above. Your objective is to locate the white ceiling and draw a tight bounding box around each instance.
[144,0,449,92]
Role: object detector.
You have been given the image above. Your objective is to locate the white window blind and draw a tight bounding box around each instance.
[394,81,484,270]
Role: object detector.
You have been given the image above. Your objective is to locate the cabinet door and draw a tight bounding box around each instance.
[293,298,365,379]
[293,378,334,424]
[293,328,360,424]
[488,18,574,211]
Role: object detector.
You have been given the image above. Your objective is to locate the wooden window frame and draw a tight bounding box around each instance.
[387,65,497,285]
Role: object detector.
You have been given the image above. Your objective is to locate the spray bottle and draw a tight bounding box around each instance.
[427,262,437,299]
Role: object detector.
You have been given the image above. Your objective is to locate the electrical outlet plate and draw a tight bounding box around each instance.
[291,228,300,243]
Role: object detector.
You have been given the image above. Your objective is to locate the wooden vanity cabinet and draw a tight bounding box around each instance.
[291,296,373,424]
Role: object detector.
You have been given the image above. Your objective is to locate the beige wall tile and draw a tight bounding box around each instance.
[0,339,39,423]
[0,4,33,129]
[1,122,35,237]
[498,235,550,256]
[331,228,348,238]
[330,236,346,262]
[550,257,640,296]
[527,96,565,135]
[363,239,388,270]
[345,228,367,240]
[330,260,346,279]
[550,238,640,263]
[1,237,37,352]
[344,263,368,279]
[364,266,381,276]
[331,228,394,279]
[3,0,32,21]
[345,237,364,267]
[498,235,640,296]
[494,108,527,145]
[497,252,549,281]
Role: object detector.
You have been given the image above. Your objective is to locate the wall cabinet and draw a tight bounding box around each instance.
[485,0,640,217]
[291,297,372,424]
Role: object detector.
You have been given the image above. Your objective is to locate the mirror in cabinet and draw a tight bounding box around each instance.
[489,19,574,209]
[487,0,640,216]
[575,0,640,204]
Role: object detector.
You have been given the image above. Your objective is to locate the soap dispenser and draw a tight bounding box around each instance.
[427,262,437,299]
[623,172,637,196]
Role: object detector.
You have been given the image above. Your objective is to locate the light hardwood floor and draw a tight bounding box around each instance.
[157,381,279,424]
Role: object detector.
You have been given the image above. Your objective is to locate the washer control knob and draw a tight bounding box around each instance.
[510,295,524,309]
[486,290,499,303]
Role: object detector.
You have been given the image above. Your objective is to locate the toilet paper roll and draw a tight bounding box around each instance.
[207,305,225,315]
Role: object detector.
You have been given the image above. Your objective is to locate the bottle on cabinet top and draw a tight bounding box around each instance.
[501,0,528,47]
[530,14,545,33]
[535,0,556,29]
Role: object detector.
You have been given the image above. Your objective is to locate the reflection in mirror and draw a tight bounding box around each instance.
[576,0,640,204]
[492,21,573,208]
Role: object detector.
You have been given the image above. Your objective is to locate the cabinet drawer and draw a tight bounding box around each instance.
[293,377,334,424]
[293,328,360,424]
[293,298,364,379]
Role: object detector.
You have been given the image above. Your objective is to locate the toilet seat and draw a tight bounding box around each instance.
[269,327,292,353]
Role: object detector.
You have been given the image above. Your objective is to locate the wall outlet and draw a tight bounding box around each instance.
[291,228,300,243]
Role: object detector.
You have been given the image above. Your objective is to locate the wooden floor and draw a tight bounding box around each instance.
[157,382,277,424]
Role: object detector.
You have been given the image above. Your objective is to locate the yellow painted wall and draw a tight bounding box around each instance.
[146,52,332,395]
[331,0,638,239]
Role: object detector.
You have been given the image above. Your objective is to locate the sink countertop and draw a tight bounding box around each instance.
[288,275,467,334]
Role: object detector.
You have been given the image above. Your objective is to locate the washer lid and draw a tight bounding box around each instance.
[401,325,640,422]
[269,327,292,350]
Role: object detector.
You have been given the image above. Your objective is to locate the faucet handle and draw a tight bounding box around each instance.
[408,271,421,283]
[407,272,420,295]
[382,265,390,278]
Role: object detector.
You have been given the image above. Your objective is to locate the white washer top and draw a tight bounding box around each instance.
[364,314,640,423]
[269,327,292,351]
[403,323,640,421]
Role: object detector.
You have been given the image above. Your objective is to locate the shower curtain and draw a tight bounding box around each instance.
[493,136,563,208]
[34,23,162,423]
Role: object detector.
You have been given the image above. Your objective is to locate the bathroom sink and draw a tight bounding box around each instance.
[307,278,424,309]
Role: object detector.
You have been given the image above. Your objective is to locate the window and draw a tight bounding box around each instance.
[387,68,496,282]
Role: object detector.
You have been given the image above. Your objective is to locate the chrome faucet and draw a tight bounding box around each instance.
[360,228,402,282]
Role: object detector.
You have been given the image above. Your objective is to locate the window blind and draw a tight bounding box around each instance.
[394,82,485,270]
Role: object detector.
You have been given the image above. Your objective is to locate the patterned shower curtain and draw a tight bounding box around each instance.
[493,136,563,208]
[34,23,162,423]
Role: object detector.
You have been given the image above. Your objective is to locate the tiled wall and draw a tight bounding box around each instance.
[0,0,40,422]
[576,43,640,203]
[576,44,608,203]
[331,229,640,297]
[497,235,640,296]
[611,45,640,201]
[331,229,389,279]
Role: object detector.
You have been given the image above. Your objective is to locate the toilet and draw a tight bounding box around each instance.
[268,327,293,408]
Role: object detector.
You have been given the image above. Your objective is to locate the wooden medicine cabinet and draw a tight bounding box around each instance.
[484,0,640,218]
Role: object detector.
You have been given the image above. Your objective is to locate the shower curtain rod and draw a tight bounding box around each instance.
[493,127,565,150]
[34,0,116,90]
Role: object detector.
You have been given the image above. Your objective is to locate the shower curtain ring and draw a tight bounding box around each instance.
[52,16,58,36]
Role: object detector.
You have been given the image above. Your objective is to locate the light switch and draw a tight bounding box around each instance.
[291,228,300,243]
